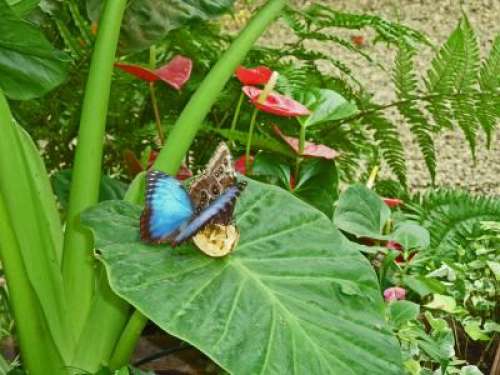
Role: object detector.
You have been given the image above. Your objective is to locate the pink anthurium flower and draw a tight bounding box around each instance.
[383,197,404,208]
[384,287,406,302]
[115,55,193,90]
[242,86,310,117]
[273,125,339,159]
[235,66,273,85]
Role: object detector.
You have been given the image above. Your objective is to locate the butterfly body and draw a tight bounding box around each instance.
[140,143,245,248]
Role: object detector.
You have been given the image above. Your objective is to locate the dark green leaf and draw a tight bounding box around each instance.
[51,169,128,210]
[0,0,69,100]
[334,184,390,240]
[294,159,339,218]
[297,88,358,127]
[253,152,291,189]
[83,178,403,374]
[87,0,236,52]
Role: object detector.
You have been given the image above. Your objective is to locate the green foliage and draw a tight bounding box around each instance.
[0,0,69,100]
[82,178,403,375]
[87,0,237,52]
[409,190,500,257]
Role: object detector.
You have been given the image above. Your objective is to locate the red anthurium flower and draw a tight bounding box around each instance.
[146,150,159,169]
[123,149,144,178]
[273,125,339,159]
[386,240,402,251]
[235,66,273,85]
[384,287,406,302]
[242,86,310,117]
[115,55,193,90]
[383,197,403,208]
[234,155,254,175]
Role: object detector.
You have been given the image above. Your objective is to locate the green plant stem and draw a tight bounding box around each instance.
[245,108,259,173]
[149,46,165,145]
[62,0,128,338]
[110,1,287,366]
[230,91,245,132]
[149,82,165,145]
[294,124,306,180]
[153,0,287,174]
[108,310,148,369]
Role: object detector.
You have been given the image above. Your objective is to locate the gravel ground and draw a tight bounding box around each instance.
[231,0,500,195]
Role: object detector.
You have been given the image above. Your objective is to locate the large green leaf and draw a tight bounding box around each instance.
[6,0,38,15]
[82,179,402,374]
[334,184,391,240]
[297,88,358,128]
[0,0,69,100]
[87,0,236,52]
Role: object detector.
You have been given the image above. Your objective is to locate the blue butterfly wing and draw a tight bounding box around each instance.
[172,182,246,246]
[140,171,194,243]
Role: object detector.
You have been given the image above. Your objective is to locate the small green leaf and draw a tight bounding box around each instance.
[403,275,446,297]
[390,221,430,250]
[0,0,69,99]
[388,301,419,328]
[334,184,390,240]
[297,88,358,127]
[463,320,490,341]
[486,261,500,281]
[459,365,483,375]
[82,178,403,374]
[484,321,500,333]
[425,294,456,313]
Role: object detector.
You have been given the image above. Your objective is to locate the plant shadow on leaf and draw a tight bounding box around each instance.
[82,178,403,375]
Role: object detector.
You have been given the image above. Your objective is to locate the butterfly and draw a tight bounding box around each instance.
[140,143,245,247]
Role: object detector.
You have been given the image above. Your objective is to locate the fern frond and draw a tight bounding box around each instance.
[424,17,482,156]
[412,190,500,256]
[362,113,407,186]
[394,42,436,182]
[477,35,500,146]
[304,4,431,46]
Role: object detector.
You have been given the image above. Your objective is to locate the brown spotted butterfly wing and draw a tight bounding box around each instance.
[189,142,236,225]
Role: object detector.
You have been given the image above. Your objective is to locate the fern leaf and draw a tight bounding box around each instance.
[413,190,500,256]
[425,18,482,156]
[362,113,407,186]
[394,42,436,182]
[477,35,500,146]
[305,4,431,46]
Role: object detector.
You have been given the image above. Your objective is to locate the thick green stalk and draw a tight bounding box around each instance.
[0,92,73,361]
[62,0,128,337]
[0,195,65,375]
[108,310,148,369]
[71,269,130,372]
[106,1,288,368]
[154,0,288,174]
